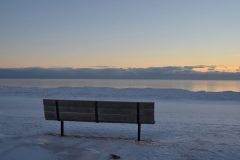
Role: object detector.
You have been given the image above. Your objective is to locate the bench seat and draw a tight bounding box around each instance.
[43,99,155,141]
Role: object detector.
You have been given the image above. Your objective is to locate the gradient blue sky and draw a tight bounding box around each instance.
[1,0,240,72]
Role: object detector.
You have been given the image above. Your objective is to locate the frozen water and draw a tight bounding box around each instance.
[0,86,239,159]
[0,86,240,101]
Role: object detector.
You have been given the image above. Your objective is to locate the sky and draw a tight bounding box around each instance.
[0,0,240,73]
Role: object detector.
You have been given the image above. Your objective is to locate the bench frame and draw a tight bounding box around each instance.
[44,99,154,141]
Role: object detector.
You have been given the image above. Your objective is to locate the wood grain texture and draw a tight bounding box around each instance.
[59,113,95,122]
[98,101,137,109]
[44,111,57,120]
[98,114,137,123]
[44,106,56,112]
[140,109,154,117]
[58,100,95,108]
[43,99,56,106]
[139,103,154,109]
[58,106,95,113]
[140,117,155,124]
[98,108,137,115]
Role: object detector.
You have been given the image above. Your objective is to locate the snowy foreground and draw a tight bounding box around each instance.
[0,87,240,160]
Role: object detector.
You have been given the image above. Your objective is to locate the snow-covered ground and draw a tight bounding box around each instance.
[0,86,240,159]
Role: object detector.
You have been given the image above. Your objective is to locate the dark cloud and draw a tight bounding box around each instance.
[183,65,207,70]
[207,66,216,72]
[0,66,240,80]
[88,66,113,68]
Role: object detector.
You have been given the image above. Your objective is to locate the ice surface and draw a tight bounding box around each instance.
[0,86,240,159]
[0,86,240,101]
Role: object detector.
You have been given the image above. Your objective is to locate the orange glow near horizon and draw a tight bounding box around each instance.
[193,66,239,73]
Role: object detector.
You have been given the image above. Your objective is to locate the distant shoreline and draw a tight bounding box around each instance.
[1,68,240,80]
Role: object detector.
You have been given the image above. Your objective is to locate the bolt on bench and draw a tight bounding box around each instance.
[43,99,155,141]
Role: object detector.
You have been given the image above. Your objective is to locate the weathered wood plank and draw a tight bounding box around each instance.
[43,99,56,106]
[98,114,137,123]
[44,106,56,112]
[59,113,95,121]
[44,111,57,120]
[98,102,137,109]
[58,100,95,108]
[139,103,154,109]
[140,117,155,124]
[59,106,95,113]
[98,108,137,115]
[140,109,154,117]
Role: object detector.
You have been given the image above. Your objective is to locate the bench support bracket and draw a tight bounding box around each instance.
[61,121,64,136]
[138,123,141,141]
[137,103,141,141]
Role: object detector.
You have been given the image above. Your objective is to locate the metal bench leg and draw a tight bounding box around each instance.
[61,121,64,136]
[138,123,141,141]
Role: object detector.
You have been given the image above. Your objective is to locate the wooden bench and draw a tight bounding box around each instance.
[43,99,155,141]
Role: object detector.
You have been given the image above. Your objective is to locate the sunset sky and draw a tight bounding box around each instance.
[1,0,240,72]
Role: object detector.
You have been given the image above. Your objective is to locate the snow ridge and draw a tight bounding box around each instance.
[1,86,240,101]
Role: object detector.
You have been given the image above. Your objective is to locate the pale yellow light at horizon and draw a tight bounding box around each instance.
[1,45,239,70]
[193,66,239,73]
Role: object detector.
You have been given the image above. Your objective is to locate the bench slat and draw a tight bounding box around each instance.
[44,111,57,120]
[43,99,56,106]
[140,117,155,124]
[98,108,137,115]
[98,114,137,123]
[139,103,154,109]
[59,106,95,113]
[59,113,96,121]
[58,100,95,107]
[98,102,137,109]
[140,109,154,117]
[44,106,56,112]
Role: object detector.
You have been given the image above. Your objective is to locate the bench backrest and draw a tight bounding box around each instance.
[43,99,155,124]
